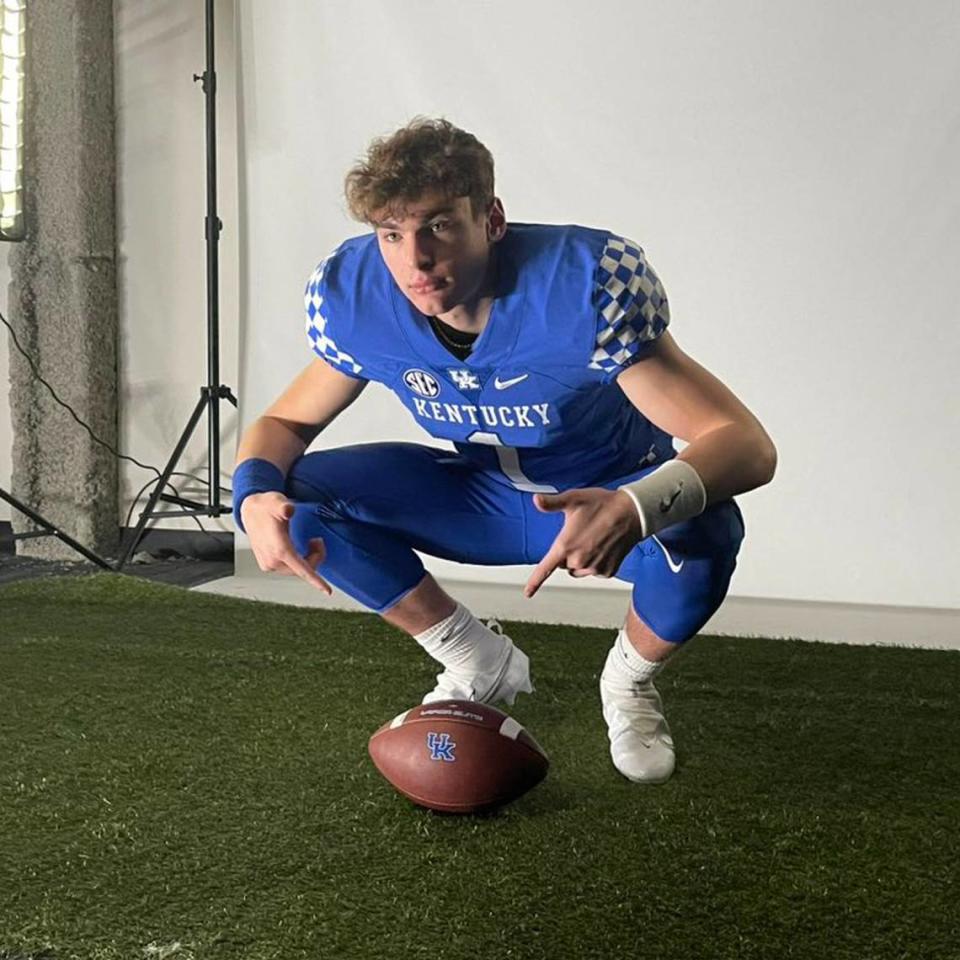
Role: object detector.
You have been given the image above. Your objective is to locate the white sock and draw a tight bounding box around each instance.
[608,626,667,683]
[414,602,509,679]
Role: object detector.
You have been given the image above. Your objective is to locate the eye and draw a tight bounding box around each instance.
[431,220,450,233]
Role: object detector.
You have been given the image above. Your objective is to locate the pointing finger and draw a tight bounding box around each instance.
[524,543,564,598]
[285,545,333,595]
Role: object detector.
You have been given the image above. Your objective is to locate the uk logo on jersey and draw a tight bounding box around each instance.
[426,732,456,762]
[403,368,441,398]
[449,369,481,391]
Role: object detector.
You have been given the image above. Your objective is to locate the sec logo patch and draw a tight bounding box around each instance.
[403,368,441,398]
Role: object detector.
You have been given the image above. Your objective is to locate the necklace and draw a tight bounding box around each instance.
[430,316,477,352]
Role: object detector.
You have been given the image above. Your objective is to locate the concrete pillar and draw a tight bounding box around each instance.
[7,0,119,560]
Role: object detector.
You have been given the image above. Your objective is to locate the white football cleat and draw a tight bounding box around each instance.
[422,620,534,707]
[599,645,676,784]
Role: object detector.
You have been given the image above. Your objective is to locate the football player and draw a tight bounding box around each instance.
[232,117,777,784]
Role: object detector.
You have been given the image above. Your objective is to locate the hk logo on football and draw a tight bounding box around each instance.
[426,732,456,762]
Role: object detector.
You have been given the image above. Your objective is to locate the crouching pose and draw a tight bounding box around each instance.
[233,117,777,784]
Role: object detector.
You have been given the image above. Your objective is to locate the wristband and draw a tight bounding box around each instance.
[617,458,707,539]
[232,458,287,533]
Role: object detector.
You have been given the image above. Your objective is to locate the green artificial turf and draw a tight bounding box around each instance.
[1,573,958,960]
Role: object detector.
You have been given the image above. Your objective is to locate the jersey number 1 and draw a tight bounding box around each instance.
[467,431,558,494]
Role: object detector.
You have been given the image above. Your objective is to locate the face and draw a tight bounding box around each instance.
[373,188,506,318]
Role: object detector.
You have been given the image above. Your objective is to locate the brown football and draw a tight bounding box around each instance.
[368,699,549,813]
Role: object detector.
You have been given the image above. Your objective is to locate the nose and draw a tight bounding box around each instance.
[404,232,435,271]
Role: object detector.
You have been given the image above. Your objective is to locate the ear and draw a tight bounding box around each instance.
[486,197,507,242]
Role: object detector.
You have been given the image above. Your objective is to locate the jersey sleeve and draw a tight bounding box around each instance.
[588,235,670,383]
[304,250,366,380]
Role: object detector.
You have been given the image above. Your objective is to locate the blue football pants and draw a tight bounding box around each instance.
[283,442,745,644]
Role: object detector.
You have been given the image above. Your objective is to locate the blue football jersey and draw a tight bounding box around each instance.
[304,223,675,493]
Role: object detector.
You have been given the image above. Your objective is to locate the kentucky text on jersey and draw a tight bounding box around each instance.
[412,398,551,429]
[305,223,675,493]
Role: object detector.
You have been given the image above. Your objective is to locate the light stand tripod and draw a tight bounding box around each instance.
[0,486,114,570]
[116,0,236,568]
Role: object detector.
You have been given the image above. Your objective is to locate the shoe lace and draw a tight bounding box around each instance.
[431,619,516,704]
[433,671,476,699]
[608,678,668,733]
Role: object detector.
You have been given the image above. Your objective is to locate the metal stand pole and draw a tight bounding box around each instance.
[116,0,236,569]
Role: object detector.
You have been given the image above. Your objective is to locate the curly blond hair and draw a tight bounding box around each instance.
[344,116,495,225]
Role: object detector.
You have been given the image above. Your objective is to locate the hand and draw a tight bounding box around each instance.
[524,487,642,599]
[240,492,333,594]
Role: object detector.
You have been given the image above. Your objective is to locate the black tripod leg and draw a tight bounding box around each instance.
[0,487,115,571]
[116,391,209,569]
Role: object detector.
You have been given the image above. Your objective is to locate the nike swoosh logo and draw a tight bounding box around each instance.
[494,374,529,390]
[651,534,684,574]
[659,482,684,513]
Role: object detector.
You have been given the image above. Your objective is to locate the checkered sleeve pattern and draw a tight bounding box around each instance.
[304,251,365,378]
[588,236,670,379]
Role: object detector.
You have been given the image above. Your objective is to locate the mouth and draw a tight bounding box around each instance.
[410,278,446,294]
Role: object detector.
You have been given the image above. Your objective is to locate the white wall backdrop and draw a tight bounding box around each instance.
[2,1,957,614]
[235,0,960,610]
[112,0,240,536]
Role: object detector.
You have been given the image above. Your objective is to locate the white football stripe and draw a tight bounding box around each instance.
[389,710,410,729]
[498,717,523,740]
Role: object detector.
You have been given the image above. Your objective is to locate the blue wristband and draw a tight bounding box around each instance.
[232,458,287,533]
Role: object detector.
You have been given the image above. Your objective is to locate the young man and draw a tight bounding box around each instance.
[233,117,777,785]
